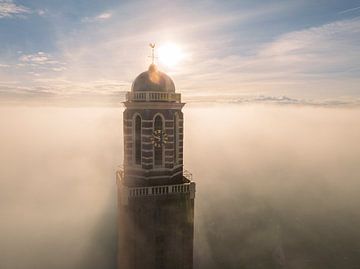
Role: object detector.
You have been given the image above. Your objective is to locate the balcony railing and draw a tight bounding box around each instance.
[116,166,195,205]
[126,91,181,103]
[118,182,196,205]
[127,183,194,198]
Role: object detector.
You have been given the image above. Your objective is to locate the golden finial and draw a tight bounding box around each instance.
[149,43,156,64]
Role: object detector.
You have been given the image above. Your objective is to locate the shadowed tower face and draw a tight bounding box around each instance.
[116,58,196,269]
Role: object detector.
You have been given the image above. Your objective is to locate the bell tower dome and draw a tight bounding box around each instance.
[116,45,196,269]
[131,64,176,93]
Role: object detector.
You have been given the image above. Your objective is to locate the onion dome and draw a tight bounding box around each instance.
[131,64,175,92]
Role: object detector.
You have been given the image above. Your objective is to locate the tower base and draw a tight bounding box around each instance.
[117,176,195,269]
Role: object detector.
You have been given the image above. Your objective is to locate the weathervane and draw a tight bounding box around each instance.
[149,43,157,64]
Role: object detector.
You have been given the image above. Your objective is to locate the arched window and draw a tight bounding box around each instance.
[154,115,163,166]
[134,115,141,165]
[174,113,179,164]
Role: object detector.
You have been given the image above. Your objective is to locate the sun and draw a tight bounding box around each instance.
[158,43,185,67]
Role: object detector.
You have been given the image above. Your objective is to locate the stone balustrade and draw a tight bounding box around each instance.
[126,91,181,102]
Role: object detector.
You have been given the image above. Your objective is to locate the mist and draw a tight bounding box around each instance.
[1,104,360,269]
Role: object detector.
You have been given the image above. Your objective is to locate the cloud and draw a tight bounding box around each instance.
[37,9,46,16]
[183,93,360,107]
[0,0,31,18]
[239,95,360,107]
[72,11,360,100]
[32,78,128,96]
[257,18,360,70]
[0,78,128,106]
[82,12,112,23]
[174,17,360,99]
[17,51,67,73]
[339,6,360,14]
[49,1,299,91]
[20,52,53,65]
[96,12,112,20]
[1,105,360,268]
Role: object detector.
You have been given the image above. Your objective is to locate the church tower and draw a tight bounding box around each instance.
[116,48,196,269]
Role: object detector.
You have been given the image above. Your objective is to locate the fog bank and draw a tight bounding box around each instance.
[1,104,360,269]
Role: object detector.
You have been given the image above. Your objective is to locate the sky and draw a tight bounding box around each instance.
[0,0,359,104]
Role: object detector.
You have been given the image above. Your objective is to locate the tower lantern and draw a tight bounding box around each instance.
[116,46,196,269]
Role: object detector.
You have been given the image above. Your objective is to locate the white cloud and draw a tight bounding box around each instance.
[176,17,360,99]
[60,2,358,97]
[18,52,65,68]
[20,52,51,65]
[231,95,360,107]
[0,78,128,105]
[0,0,31,18]
[258,18,360,65]
[52,67,67,72]
[339,6,360,14]
[82,12,112,23]
[37,9,46,16]
[96,12,111,20]
[183,93,360,107]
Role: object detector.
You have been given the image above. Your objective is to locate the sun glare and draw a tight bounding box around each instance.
[158,43,185,67]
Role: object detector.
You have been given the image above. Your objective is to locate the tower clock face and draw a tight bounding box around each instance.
[151,129,168,148]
